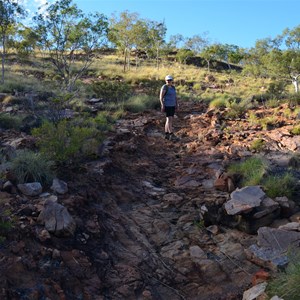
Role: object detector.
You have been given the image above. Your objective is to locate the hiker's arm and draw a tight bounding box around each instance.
[159,88,166,111]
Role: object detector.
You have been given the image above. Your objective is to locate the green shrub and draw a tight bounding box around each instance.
[0,113,22,130]
[267,250,300,300]
[0,207,12,243]
[249,138,266,152]
[225,102,247,119]
[124,95,157,113]
[265,98,280,108]
[290,124,300,135]
[247,111,260,126]
[262,172,297,199]
[32,120,101,164]
[10,149,54,185]
[136,79,162,96]
[260,116,277,130]
[91,81,132,103]
[265,81,287,100]
[209,95,228,109]
[227,156,269,186]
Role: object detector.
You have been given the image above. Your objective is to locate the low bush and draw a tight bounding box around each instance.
[290,124,300,135]
[0,207,13,243]
[124,95,157,113]
[32,119,101,164]
[262,172,297,199]
[266,250,300,300]
[91,81,132,103]
[249,138,266,152]
[227,156,269,186]
[10,149,55,185]
[0,113,22,130]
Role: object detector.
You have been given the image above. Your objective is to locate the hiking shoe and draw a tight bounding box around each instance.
[169,133,179,141]
[165,133,170,140]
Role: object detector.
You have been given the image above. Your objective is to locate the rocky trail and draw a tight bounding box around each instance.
[1,100,300,299]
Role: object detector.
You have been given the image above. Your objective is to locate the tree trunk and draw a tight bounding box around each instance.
[1,35,6,84]
[292,76,299,93]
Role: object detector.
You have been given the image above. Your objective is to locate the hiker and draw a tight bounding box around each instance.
[160,75,178,140]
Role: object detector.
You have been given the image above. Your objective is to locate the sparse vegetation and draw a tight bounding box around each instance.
[32,119,101,164]
[290,124,300,135]
[0,113,22,130]
[266,249,300,300]
[227,156,269,187]
[262,172,297,199]
[227,156,298,199]
[10,149,55,185]
[123,94,157,112]
[249,138,266,152]
[0,207,13,243]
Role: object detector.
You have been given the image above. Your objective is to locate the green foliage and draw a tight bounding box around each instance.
[209,94,228,109]
[176,49,194,64]
[91,81,132,103]
[247,111,258,125]
[124,94,157,112]
[0,113,22,130]
[266,81,287,98]
[93,111,114,131]
[32,119,101,164]
[136,79,162,97]
[227,156,269,186]
[10,149,54,185]
[225,101,247,119]
[249,138,266,152]
[260,116,277,130]
[287,93,300,106]
[193,219,205,230]
[33,0,109,90]
[265,98,280,108]
[267,250,300,300]
[290,124,300,135]
[262,172,296,199]
[227,156,297,198]
[0,207,13,243]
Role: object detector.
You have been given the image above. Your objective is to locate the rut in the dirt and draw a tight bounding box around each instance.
[69,100,260,300]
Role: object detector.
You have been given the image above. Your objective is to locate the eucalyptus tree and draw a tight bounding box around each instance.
[248,29,300,93]
[200,44,219,71]
[146,20,166,69]
[0,0,26,83]
[131,19,149,68]
[10,25,40,56]
[33,0,108,91]
[108,11,139,72]
[280,26,300,92]
[215,44,244,69]
[168,34,185,50]
[185,33,210,55]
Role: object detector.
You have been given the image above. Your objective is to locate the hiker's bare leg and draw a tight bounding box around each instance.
[165,116,173,133]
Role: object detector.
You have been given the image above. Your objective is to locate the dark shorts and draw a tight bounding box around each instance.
[165,106,175,117]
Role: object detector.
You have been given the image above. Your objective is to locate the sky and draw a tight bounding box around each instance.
[21,0,300,49]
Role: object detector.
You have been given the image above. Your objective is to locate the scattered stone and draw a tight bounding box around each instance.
[242,282,267,300]
[37,199,76,236]
[51,178,68,194]
[17,182,42,196]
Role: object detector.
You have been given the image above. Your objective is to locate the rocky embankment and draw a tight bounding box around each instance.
[0,100,300,299]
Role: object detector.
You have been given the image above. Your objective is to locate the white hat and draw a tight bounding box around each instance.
[165,75,173,81]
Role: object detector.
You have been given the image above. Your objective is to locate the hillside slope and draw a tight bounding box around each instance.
[0,99,299,299]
